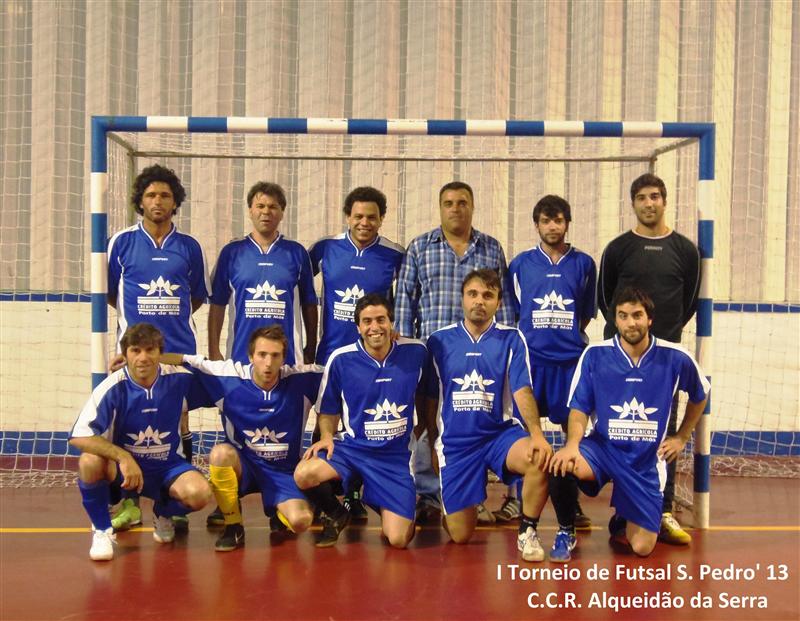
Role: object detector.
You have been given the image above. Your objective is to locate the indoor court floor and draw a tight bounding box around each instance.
[1,475,798,621]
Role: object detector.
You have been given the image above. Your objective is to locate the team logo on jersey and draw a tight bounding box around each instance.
[123,425,172,461]
[244,280,287,320]
[333,284,365,322]
[363,398,409,440]
[531,290,574,330]
[451,370,495,413]
[136,276,182,316]
[243,425,290,461]
[607,397,659,442]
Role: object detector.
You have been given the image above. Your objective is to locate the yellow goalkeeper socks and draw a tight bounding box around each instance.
[209,465,241,525]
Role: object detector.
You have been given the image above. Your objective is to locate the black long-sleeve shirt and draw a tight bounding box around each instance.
[598,230,701,343]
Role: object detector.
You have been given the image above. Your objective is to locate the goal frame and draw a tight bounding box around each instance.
[90,115,715,528]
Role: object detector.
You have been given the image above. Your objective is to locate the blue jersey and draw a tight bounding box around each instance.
[509,244,596,365]
[569,336,710,469]
[108,223,208,353]
[426,321,532,448]
[317,337,427,452]
[182,355,322,472]
[209,234,318,364]
[70,365,209,474]
[309,232,404,364]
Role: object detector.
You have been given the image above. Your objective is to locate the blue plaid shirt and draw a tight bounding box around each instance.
[394,227,514,340]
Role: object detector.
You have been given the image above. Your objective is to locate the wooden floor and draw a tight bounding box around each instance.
[1,476,798,621]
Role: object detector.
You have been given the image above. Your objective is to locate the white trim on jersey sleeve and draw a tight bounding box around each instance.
[315,343,358,412]
[566,339,614,409]
[656,340,711,396]
[70,370,128,439]
[377,236,406,254]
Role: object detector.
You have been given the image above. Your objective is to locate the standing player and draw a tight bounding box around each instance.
[161,326,321,551]
[208,181,318,365]
[107,164,209,530]
[308,186,404,521]
[423,269,552,562]
[395,181,515,523]
[508,194,596,561]
[69,324,213,561]
[550,287,709,557]
[293,294,427,549]
[598,173,701,544]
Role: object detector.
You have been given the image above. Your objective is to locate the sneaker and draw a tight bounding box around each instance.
[414,494,441,525]
[316,511,351,548]
[574,501,592,529]
[111,498,142,531]
[215,523,245,552]
[493,496,521,522]
[608,513,627,539]
[206,505,225,528]
[549,529,577,562]
[343,491,368,522]
[476,502,496,524]
[89,526,116,561]
[659,512,691,545]
[517,527,545,562]
[172,515,189,532]
[152,514,175,543]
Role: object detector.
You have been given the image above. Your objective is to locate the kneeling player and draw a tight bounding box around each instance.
[549,287,709,557]
[424,269,553,562]
[294,294,427,549]
[70,324,212,561]
[161,326,321,551]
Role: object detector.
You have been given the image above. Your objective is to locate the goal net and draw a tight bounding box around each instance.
[2,117,798,531]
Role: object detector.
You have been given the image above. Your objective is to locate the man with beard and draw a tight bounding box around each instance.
[550,287,709,557]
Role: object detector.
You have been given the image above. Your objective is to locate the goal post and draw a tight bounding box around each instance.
[90,115,715,528]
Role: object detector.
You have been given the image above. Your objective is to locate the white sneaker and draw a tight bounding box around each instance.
[90,526,116,561]
[517,526,545,562]
[476,502,496,524]
[153,514,175,543]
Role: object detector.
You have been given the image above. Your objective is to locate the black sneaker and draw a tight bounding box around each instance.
[269,512,288,533]
[316,511,351,548]
[608,513,627,539]
[574,501,592,529]
[206,506,225,528]
[414,494,442,525]
[215,523,245,552]
[343,491,368,522]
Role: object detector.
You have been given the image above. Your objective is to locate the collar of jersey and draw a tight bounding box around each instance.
[630,228,673,240]
[247,232,283,254]
[356,338,396,367]
[459,318,496,343]
[535,243,573,265]
[123,365,162,393]
[613,334,657,368]
[345,230,380,255]
[138,222,176,248]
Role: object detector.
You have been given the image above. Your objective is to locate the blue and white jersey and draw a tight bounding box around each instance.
[309,231,404,364]
[509,244,596,365]
[426,321,532,449]
[108,223,208,353]
[182,355,322,472]
[209,234,318,364]
[317,337,427,452]
[70,365,209,473]
[568,336,710,469]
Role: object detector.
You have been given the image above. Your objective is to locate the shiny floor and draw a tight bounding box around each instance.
[1,476,798,621]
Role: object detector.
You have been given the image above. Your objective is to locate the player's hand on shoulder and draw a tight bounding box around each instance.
[109,354,126,372]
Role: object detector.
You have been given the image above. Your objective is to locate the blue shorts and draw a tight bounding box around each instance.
[113,458,196,504]
[238,453,304,509]
[319,441,416,521]
[439,424,528,515]
[577,433,665,533]
[531,362,577,425]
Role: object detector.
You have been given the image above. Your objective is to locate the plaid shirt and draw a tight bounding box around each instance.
[394,226,514,340]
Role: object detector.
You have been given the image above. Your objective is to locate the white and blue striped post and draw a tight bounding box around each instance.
[90,116,714,527]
